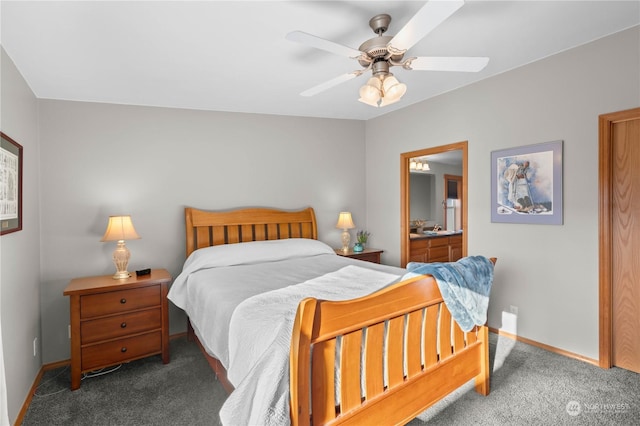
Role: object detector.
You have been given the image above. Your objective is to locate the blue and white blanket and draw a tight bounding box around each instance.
[403,256,494,332]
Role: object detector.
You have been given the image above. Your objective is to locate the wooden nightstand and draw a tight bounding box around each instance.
[335,248,383,264]
[63,269,171,390]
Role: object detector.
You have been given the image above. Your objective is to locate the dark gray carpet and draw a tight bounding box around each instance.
[23,337,226,425]
[23,334,638,425]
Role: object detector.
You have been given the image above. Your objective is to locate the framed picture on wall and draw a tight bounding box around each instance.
[1,132,23,235]
[491,140,563,225]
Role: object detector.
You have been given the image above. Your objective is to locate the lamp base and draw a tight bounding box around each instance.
[112,271,131,280]
[341,229,351,253]
[112,240,132,280]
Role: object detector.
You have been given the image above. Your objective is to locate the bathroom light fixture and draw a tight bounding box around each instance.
[335,212,355,253]
[410,158,430,171]
[100,215,141,279]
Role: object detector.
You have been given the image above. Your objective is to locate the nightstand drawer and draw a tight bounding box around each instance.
[334,248,383,264]
[350,252,381,264]
[82,331,162,371]
[81,285,160,319]
[81,309,162,344]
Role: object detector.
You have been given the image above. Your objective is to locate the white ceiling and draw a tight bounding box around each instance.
[1,1,638,121]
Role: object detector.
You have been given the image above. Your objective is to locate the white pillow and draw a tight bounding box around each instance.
[182,238,335,272]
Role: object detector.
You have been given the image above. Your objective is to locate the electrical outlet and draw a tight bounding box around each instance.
[510,305,519,315]
[33,337,38,357]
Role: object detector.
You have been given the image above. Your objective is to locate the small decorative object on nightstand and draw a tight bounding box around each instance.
[354,230,370,252]
[63,269,171,390]
[335,247,383,264]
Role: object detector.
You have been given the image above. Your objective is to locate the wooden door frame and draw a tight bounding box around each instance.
[400,141,468,267]
[598,107,640,368]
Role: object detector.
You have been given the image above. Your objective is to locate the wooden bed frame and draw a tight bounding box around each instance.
[183,206,493,425]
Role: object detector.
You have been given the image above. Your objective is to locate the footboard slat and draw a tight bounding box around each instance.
[387,316,404,387]
[406,310,423,378]
[466,326,478,345]
[453,321,465,353]
[311,339,336,424]
[364,323,385,399]
[340,331,362,413]
[424,306,439,368]
[439,305,453,360]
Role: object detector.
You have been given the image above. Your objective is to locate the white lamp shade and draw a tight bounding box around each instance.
[100,215,141,242]
[335,212,355,230]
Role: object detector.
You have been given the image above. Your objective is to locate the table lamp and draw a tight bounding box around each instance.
[336,211,355,253]
[100,215,141,279]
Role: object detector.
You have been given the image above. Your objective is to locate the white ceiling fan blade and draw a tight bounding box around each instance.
[286,31,362,59]
[388,0,464,54]
[408,56,489,72]
[300,72,359,97]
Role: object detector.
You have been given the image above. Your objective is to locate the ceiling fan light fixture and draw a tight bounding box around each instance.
[382,75,407,102]
[359,76,383,106]
[359,77,382,103]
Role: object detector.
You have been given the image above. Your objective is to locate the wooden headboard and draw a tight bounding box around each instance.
[185,207,318,257]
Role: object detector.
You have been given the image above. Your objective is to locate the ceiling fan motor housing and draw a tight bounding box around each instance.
[358,35,405,67]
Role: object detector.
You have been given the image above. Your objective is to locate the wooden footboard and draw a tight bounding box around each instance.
[290,272,492,426]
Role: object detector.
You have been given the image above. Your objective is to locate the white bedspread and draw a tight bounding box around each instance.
[219,265,401,426]
[168,239,404,369]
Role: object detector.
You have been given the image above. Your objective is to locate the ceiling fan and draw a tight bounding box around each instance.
[286,0,489,107]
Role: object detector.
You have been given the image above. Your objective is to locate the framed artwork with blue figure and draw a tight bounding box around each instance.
[491,140,563,225]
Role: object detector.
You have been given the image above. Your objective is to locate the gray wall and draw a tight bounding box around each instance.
[0,48,41,423]
[37,101,366,364]
[365,26,639,360]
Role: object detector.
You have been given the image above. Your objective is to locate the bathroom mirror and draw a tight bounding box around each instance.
[400,141,468,266]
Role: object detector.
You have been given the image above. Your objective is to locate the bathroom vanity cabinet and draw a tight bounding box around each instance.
[409,233,462,264]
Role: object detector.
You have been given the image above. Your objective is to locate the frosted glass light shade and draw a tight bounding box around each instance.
[382,75,407,103]
[358,77,382,107]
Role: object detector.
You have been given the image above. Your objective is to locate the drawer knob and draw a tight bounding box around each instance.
[120,298,127,304]
[120,322,127,328]
[121,347,127,353]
